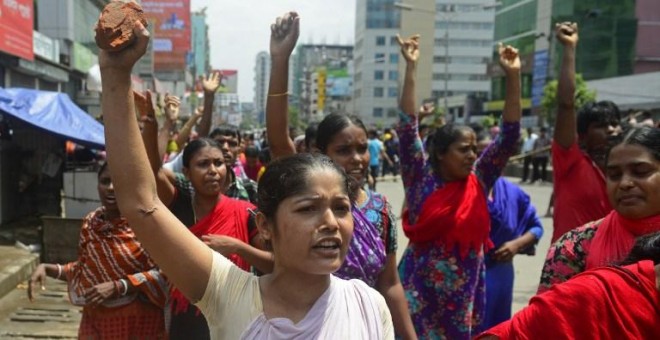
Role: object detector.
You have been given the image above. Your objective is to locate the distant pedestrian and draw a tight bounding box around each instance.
[520,128,537,183]
[368,129,392,191]
[531,127,551,183]
[381,129,400,179]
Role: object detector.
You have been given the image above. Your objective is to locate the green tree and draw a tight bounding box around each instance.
[541,73,597,126]
[481,114,499,128]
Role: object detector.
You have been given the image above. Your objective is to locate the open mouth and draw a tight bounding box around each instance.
[313,239,341,250]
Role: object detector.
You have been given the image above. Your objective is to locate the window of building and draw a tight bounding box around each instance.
[375,53,386,63]
[390,36,399,45]
[388,70,398,81]
[376,36,386,46]
[373,108,384,117]
[387,109,398,117]
[374,70,384,80]
[388,87,398,98]
[374,87,384,97]
[390,53,399,64]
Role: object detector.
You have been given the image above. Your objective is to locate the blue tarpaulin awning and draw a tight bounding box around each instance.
[0,87,105,149]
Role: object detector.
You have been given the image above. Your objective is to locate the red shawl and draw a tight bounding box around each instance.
[402,173,492,258]
[586,211,660,270]
[477,261,660,339]
[171,195,254,314]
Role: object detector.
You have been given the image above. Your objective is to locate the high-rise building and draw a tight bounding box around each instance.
[191,9,210,78]
[491,0,654,125]
[354,0,496,126]
[431,0,496,123]
[353,0,401,126]
[292,44,353,123]
[253,51,270,125]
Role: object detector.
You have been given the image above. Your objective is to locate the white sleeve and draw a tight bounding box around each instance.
[163,152,184,173]
[376,293,395,340]
[195,251,255,323]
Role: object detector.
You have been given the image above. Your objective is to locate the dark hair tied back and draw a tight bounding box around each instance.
[427,124,474,171]
[316,113,368,153]
[182,138,221,168]
[257,153,355,220]
[606,126,660,165]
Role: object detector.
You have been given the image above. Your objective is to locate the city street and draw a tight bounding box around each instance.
[376,176,553,314]
[0,175,552,337]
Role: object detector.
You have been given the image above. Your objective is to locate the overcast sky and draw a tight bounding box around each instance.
[190,0,357,102]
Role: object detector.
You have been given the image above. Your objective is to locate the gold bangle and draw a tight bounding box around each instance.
[268,92,289,97]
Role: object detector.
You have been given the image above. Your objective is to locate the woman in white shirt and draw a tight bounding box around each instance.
[97,11,393,340]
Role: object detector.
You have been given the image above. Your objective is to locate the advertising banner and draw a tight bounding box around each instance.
[0,0,34,60]
[143,0,191,51]
[532,50,549,107]
[142,0,190,70]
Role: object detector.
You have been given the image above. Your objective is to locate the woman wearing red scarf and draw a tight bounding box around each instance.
[395,35,522,339]
[538,126,660,293]
[141,104,273,339]
[478,231,660,339]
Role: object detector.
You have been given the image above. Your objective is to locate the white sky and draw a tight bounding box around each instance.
[190,0,357,102]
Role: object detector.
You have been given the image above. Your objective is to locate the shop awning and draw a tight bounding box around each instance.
[0,87,104,149]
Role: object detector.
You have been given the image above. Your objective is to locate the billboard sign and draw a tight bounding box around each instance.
[0,0,33,60]
[532,50,549,107]
[143,0,191,51]
[216,69,238,94]
[142,0,191,70]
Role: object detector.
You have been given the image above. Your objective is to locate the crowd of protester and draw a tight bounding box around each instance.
[24,9,660,340]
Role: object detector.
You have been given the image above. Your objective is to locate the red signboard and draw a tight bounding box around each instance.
[143,0,191,51]
[0,0,34,60]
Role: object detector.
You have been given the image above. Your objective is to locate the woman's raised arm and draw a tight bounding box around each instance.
[100,21,212,303]
[265,12,299,160]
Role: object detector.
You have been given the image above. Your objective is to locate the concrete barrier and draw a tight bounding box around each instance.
[0,246,39,299]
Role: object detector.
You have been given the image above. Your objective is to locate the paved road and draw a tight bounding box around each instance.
[375,176,553,313]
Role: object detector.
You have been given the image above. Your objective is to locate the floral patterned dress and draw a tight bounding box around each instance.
[537,220,602,294]
[396,112,520,339]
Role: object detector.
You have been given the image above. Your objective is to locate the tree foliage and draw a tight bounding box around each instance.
[541,73,597,125]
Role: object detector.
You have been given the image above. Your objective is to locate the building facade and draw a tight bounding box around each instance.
[491,0,654,125]
[353,0,401,127]
[191,9,211,78]
[292,44,353,123]
[432,0,496,123]
[253,51,270,125]
[0,0,109,223]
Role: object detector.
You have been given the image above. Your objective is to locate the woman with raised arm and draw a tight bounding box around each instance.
[140,89,271,339]
[395,34,522,339]
[27,163,168,339]
[265,12,416,339]
[98,18,393,340]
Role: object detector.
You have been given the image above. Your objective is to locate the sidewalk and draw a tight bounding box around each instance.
[0,246,39,301]
[0,242,80,338]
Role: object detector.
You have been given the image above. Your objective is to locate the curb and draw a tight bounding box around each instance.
[0,246,40,299]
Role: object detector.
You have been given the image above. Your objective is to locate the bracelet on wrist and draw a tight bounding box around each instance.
[114,280,122,296]
[55,264,62,280]
[120,279,128,296]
